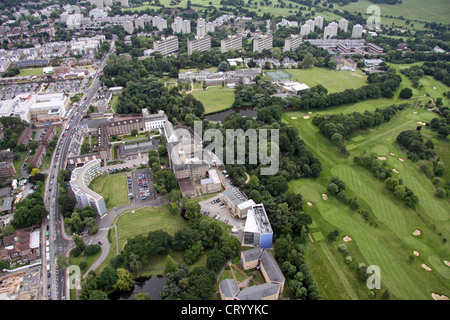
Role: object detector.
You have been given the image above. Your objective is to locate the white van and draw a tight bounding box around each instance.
[47,264,50,271]
[46,252,50,262]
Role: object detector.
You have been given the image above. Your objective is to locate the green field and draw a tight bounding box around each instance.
[190,86,235,114]
[284,99,450,299]
[89,173,130,210]
[17,68,43,77]
[284,68,368,94]
[335,0,450,24]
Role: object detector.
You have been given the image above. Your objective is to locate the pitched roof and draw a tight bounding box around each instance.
[219,279,240,299]
[237,283,280,300]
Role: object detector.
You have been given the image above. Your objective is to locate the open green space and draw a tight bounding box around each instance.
[190,86,235,114]
[89,173,130,210]
[335,0,450,24]
[285,68,368,94]
[283,93,450,299]
[17,68,43,77]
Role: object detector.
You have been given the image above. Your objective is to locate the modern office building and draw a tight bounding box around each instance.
[243,204,273,249]
[187,35,211,55]
[70,159,107,216]
[352,24,364,38]
[153,36,179,56]
[221,35,243,53]
[253,34,273,53]
[283,34,302,52]
[339,19,349,32]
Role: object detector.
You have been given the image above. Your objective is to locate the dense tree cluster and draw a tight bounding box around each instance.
[11,192,47,229]
[312,104,408,155]
[400,61,450,87]
[396,130,437,161]
[0,117,31,151]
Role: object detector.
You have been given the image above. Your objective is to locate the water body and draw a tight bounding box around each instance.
[205,106,257,123]
[108,275,166,300]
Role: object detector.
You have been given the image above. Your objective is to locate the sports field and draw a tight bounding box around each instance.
[285,68,368,93]
[17,68,43,77]
[283,80,450,299]
[89,173,130,210]
[190,86,235,114]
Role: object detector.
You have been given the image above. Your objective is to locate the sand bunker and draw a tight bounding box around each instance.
[307,202,313,206]
[291,117,297,119]
[414,251,420,257]
[303,116,310,119]
[378,157,386,160]
[393,169,399,173]
[413,229,421,236]
[399,158,404,162]
[343,236,352,242]
[390,152,395,156]
[421,264,432,271]
[445,260,450,267]
[413,112,418,114]
[417,121,427,125]
[432,293,449,300]
[322,194,328,200]
[308,112,313,114]
[433,87,437,90]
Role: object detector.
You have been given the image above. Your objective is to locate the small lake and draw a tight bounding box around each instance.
[108,275,166,300]
[205,106,257,123]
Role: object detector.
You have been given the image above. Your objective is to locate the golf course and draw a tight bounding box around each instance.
[283,71,450,299]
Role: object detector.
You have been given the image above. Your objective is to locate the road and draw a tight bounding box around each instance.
[41,40,115,300]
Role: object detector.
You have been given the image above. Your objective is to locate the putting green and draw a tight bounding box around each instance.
[312,232,325,241]
[295,184,322,203]
[427,256,450,280]
[372,145,389,155]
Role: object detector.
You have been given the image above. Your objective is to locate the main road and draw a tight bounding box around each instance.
[41,40,115,300]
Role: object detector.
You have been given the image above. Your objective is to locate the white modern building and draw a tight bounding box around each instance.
[171,16,191,34]
[339,19,349,32]
[324,22,338,39]
[243,204,273,249]
[70,159,107,216]
[300,23,311,36]
[306,19,315,33]
[314,16,324,29]
[152,15,167,31]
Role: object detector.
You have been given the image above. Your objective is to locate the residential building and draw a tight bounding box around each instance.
[107,116,143,136]
[0,162,16,178]
[18,127,32,146]
[69,159,107,216]
[283,34,302,52]
[221,35,243,53]
[300,23,310,36]
[223,187,247,216]
[30,144,46,168]
[97,123,109,164]
[330,56,357,71]
[253,34,273,53]
[200,169,221,194]
[122,20,134,34]
[352,24,364,38]
[152,16,167,31]
[324,22,338,39]
[368,43,384,55]
[339,18,349,32]
[306,19,315,33]
[187,35,211,55]
[153,36,179,56]
[314,16,324,29]
[171,17,191,34]
[41,124,57,146]
[0,197,13,214]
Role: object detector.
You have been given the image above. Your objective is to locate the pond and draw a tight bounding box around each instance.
[108,275,166,300]
[205,106,257,123]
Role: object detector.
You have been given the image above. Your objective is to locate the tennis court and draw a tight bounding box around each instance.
[265,70,292,81]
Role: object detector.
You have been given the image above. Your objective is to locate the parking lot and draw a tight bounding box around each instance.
[198,194,244,232]
[128,168,157,206]
[0,82,40,100]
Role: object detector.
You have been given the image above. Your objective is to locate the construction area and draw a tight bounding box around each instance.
[0,265,42,300]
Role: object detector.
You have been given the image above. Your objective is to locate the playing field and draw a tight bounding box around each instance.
[283,88,450,299]
[89,173,130,210]
[17,68,43,77]
[286,68,368,93]
[190,86,235,114]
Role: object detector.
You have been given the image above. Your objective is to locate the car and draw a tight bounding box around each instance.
[46,225,49,230]
[98,241,103,245]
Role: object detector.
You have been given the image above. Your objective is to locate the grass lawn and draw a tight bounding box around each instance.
[89,173,130,210]
[13,151,27,178]
[283,98,450,300]
[285,68,368,93]
[190,86,235,114]
[335,0,450,24]
[17,68,43,77]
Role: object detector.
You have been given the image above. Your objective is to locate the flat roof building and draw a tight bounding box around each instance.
[283,34,302,52]
[243,204,273,249]
[187,35,211,56]
[253,34,273,53]
[153,36,179,56]
[221,35,243,53]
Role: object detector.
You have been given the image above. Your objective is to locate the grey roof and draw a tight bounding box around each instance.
[219,279,240,299]
[260,251,285,283]
[237,283,280,300]
[0,197,13,211]
[241,248,263,263]
[224,187,246,206]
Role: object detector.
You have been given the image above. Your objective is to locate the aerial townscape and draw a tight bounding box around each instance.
[0,0,448,307]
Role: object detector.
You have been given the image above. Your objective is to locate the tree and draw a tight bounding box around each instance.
[134,293,152,300]
[399,87,413,99]
[184,241,204,265]
[301,52,316,69]
[73,234,86,253]
[435,187,446,198]
[114,268,134,292]
[158,145,167,157]
[184,202,202,227]
[100,266,118,291]
[164,255,179,275]
[147,230,172,255]
[206,249,226,272]
[56,254,69,270]
[327,183,339,196]
[85,244,101,256]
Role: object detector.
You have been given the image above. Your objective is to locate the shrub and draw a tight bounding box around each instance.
[345,256,353,264]
[79,261,87,270]
[435,187,446,198]
[338,244,347,253]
